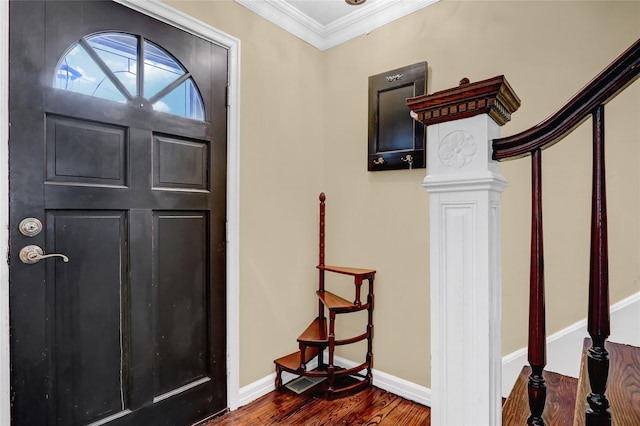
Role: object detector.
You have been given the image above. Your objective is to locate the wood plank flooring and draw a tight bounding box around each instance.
[204,338,640,425]
[202,384,431,425]
[501,366,578,425]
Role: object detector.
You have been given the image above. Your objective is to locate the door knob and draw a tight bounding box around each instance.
[19,245,69,264]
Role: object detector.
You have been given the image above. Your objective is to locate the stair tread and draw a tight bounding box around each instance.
[297,317,328,344]
[274,347,319,372]
[316,290,363,312]
[573,338,640,426]
[502,366,578,425]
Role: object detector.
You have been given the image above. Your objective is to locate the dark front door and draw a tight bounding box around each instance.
[9,1,228,424]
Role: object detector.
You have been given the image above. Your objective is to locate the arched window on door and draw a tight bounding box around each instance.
[54,32,205,121]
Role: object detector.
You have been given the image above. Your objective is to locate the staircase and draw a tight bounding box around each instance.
[273,193,376,399]
[406,37,640,425]
[494,39,640,425]
[493,40,640,426]
[503,338,640,425]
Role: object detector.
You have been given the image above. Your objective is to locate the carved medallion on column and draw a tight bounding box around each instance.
[439,130,476,168]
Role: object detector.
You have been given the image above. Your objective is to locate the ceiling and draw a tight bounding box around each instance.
[234,0,440,51]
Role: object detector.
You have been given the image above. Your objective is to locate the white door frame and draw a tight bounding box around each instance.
[0,1,241,422]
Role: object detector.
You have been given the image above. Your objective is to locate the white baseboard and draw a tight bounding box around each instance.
[239,292,639,407]
[238,373,276,407]
[333,355,432,407]
[501,291,640,397]
[237,354,431,409]
[238,358,319,407]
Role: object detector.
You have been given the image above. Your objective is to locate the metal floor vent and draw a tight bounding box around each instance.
[284,376,326,394]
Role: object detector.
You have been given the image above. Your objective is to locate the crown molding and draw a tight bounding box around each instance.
[235,0,440,51]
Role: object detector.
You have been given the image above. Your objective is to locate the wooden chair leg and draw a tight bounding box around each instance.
[299,343,307,371]
[275,365,282,389]
[327,311,336,399]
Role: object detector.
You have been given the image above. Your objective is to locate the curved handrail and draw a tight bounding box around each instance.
[493,38,640,160]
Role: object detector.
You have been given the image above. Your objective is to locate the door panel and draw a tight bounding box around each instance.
[46,116,128,185]
[9,1,228,424]
[50,212,128,425]
[154,212,209,398]
[153,136,209,191]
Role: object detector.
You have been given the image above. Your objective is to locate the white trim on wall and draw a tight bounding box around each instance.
[0,0,10,424]
[0,2,242,423]
[238,292,640,409]
[502,291,640,397]
[333,355,432,407]
[239,358,319,407]
[238,354,431,409]
[234,0,440,51]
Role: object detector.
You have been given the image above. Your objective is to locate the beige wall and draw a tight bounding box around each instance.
[165,0,639,389]
[323,0,640,388]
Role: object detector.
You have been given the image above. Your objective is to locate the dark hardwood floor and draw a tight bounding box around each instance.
[202,383,431,425]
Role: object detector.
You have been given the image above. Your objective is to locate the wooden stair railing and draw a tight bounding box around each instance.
[528,148,546,426]
[493,38,640,426]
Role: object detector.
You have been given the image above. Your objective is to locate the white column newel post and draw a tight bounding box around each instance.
[426,113,505,426]
[407,77,521,426]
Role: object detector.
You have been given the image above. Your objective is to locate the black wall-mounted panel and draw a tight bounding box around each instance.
[368,62,427,171]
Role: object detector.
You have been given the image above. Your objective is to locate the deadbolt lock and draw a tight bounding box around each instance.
[19,218,43,237]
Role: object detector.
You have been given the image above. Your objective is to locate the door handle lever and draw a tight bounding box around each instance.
[19,245,69,264]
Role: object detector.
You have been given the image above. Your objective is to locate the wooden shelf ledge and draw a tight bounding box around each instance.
[316,290,367,313]
[274,347,320,374]
[317,265,376,279]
